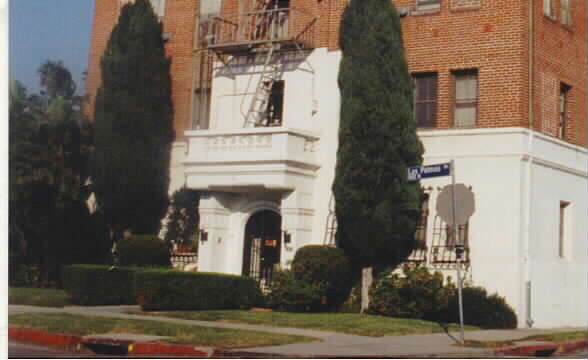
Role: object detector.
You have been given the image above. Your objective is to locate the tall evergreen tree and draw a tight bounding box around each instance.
[93,0,174,243]
[10,64,103,285]
[333,0,424,310]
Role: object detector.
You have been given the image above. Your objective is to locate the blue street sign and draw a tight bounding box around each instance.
[407,162,451,181]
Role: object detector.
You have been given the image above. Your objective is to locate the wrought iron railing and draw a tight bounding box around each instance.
[197,8,317,51]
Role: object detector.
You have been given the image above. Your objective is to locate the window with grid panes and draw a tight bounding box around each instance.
[416,0,441,11]
[446,223,469,247]
[453,70,478,128]
[149,0,166,18]
[544,0,554,18]
[413,73,438,128]
[560,0,572,27]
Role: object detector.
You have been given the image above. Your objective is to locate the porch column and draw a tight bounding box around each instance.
[197,192,231,273]
[280,191,314,267]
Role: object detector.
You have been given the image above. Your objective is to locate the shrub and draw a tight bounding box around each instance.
[62,264,138,305]
[432,286,518,329]
[118,235,171,267]
[134,269,261,311]
[267,270,325,312]
[337,285,361,313]
[268,245,352,312]
[368,264,455,319]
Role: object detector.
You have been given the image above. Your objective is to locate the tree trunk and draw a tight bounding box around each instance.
[360,266,373,313]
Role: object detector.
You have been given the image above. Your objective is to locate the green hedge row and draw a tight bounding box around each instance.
[62,265,261,310]
[63,264,139,305]
[135,269,262,311]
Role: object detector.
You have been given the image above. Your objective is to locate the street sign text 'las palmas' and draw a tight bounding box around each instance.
[407,162,451,181]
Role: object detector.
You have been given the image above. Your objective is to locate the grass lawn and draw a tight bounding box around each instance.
[460,331,587,348]
[137,310,478,337]
[9,313,317,348]
[9,287,71,308]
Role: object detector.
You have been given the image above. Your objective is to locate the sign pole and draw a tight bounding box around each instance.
[451,159,465,344]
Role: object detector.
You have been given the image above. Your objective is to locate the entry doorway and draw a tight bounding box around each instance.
[242,210,281,287]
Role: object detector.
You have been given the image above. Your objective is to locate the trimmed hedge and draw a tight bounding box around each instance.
[267,270,325,312]
[134,269,262,311]
[62,264,139,305]
[118,235,171,267]
[269,245,352,312]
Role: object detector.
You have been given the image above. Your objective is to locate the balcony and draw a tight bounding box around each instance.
[183,127,320,192]
[197,8,318,54]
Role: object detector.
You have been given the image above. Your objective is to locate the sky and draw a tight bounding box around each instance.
[9,0,95,95]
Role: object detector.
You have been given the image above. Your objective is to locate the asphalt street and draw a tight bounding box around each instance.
[8,341,87,358]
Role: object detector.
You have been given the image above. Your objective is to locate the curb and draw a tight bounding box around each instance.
[129,343,217,357]
[9,328,218,357]
[9,328,82,351]
[495,340,587,357]
[10,328,586,358]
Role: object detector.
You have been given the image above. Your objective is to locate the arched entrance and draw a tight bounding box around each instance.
[242,210,281,285]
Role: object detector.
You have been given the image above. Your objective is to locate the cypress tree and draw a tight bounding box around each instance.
[333,0,424,309]
[93,0,174,243]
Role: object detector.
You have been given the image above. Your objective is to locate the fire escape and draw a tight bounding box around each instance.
[195,0,318,128]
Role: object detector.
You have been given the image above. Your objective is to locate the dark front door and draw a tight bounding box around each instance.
[242,210,281,286]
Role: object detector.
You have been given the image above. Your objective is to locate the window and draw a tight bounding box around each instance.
[192,89,211,130]
[559,201,570,258]
[260,81,284,127]
[267,0,289,9]
[544,0,554,18]
[558,83,571,139]
[560,0,572,27]
[149,0,166,18]
[453,70,478,128]
[413,73,438,128]
[446,223,469,247]
[416,0,441,12]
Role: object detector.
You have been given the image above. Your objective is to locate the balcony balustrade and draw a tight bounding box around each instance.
[183,127,320,192]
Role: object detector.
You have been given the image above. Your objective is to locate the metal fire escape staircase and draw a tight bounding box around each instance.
[200,0,317,128]
[244,45,282,127]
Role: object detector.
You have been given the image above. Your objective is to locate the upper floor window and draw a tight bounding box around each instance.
[544,0,554,18]
[560,0,572,27]
[259,80,284,127]
[416,0,441,12]
[267,0,289,9]
[413,73,438,128]
[558,83,571,140]
[453,70,478,128]
[149,0,166,18]
[416,0,441,11]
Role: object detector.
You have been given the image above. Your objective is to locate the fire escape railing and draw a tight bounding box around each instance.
[198,8,317,52]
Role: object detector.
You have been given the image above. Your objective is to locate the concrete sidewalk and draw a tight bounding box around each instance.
[8,304,586,358]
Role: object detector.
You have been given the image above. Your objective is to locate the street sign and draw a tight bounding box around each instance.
[407,162,451,181]
[436,183,475,226]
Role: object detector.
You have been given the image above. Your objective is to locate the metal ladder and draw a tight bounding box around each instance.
[244,45,282,127]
